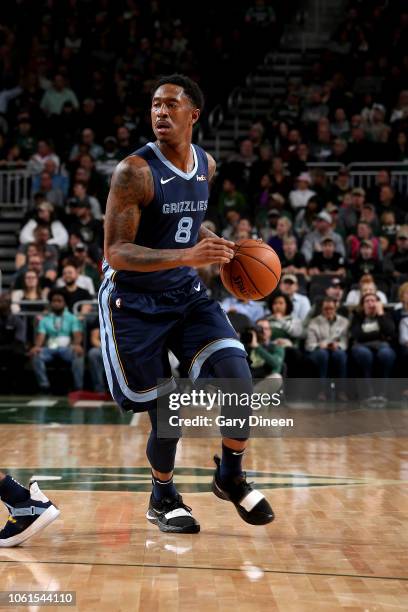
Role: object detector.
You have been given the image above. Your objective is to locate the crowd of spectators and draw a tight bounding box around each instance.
[0,0,407,403]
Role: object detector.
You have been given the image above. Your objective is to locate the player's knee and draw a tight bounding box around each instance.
[212,355,252,381]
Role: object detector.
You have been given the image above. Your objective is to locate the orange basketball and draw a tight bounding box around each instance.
[220,239,281,301]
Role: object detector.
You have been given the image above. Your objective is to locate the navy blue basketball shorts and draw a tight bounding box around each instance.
[98,276,246,412]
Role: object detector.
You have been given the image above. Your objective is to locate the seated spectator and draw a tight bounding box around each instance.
[95,136,121,181]
[390,90,408,124]
[338,188,365,236]
[253,173,272,221]
[67,181,102,220]
[350,293,396,402]
[267,293,303,377]
[221,209,241,241]
[380,211,398,248]
[58,264,93,311]
[308,237,346,277]
[281,236,307,277]
[14,114,37,160]
[218,179,247,217]
[347,221,381,262]
[288,173,316,212]
[310,169,331,206]
[350,240,383,283]
[221,295,265,325]
[31,159,69,198]
[363,103,390,143]
[16,225,59,271]
[269,157,292,198]
[29,289,84,393]
[19,201,68,249]
[40,74,79,117]
[307,278,349,320]
[259,207,279,242]
[330,108,350,139]
[345,274,387,307]
[244,318,284,380]
[0,294,26,392]
[367,169,391,204]
[13,252,56,293]
[360,203,380,235]
[267,216,292,258]
[384,226,408,278]
[88,318,105,393]
[294,197,319,238]
[231,218,254,241]
[33,171,65,209]
[310,121,333,162]
[300,89,329,126]
[377,185,405,223]
[327,167,351,206]
[28,140,60,174]
[117,126,133,158]
[70,242,101,291]
[65,198,103,261]
[390,130,408,162]
[70,128,103,162]
[279,274,311,320]
[305,298,349,398]
[301,211,345,263]
[11,269,47,344]
[11,270,47,312]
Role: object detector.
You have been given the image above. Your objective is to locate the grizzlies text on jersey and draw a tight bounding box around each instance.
[103,142,209,291]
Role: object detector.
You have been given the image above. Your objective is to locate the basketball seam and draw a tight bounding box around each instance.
[236,252,281,284]
[234,258,263,297]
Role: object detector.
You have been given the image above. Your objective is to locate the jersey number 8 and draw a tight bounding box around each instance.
[175,216,193,243]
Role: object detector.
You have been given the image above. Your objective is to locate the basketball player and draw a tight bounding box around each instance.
[0,471,59,546]
[100,74,274,533]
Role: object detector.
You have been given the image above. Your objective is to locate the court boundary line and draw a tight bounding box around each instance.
[0,559,407,582]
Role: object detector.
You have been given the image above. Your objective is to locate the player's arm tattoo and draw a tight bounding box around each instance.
[206,153,216,184]
[105,157,193,272]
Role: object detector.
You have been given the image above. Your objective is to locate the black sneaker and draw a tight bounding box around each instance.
[146,493,200,534]
[0,482,60,547]
[212,455,274,525]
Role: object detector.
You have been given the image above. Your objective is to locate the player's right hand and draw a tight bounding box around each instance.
[184,237,235,267]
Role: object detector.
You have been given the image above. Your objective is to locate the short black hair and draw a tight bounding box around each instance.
[152,74,204,111]
[48,288,66,303]
[268,292,293,315]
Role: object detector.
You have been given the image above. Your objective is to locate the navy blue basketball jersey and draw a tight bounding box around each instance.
[103,141,209,291]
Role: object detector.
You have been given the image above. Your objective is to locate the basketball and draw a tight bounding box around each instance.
[220,238,282,301]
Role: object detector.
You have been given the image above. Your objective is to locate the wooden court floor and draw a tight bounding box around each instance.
[0,398,407,612]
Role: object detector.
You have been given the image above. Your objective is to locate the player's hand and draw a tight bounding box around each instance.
[184,238,235,267]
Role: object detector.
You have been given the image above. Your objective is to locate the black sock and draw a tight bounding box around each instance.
[151,472,177,501]
[0,475,30,505]
[220,443,245,481]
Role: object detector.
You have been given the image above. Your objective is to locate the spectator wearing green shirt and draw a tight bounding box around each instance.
[30,289,84,392]
[40,74,79,117]
[247,318,285,380]
[218,179,247,216]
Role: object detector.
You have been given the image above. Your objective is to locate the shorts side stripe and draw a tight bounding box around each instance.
[188,338,246,382]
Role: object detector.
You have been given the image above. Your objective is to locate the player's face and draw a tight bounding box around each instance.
[151,84,200,144]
